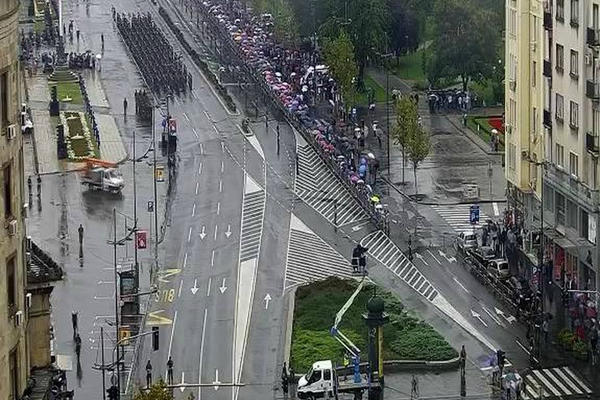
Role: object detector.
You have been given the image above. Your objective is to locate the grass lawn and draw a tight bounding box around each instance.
[466,116,505,152]
[290,277,457,373]
[50,82,83,105]
[391,49,426,82]
[355,74,388,106]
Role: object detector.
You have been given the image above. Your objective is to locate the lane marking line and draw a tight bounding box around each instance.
[207,277,212,297]
[217,202,221,215]
[192,203,196,217]
[219,180,222,193]
[183,253,188,269]
[453,277,469,293]
[177,279,183,298]
[427,249,441,265]
[214,225,218,240]
[167,310,178,360]
[192,128,199,138]
[183,112,190,122]
[195,182,199,195]
[188,227,193,242]
[198,308,207,400]
[211,250,215,267]
[200,143,204,155]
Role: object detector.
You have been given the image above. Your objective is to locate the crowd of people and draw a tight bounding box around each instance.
[134,89,154,122]
[115,12,192,96]
[78,73,101,148]
[197,0,386,223]
[427,89,477,114]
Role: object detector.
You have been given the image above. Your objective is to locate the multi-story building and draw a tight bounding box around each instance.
[0,0,29,399]
[506,0,600,299]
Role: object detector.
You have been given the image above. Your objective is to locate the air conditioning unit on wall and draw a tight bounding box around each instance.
[14,310,23,326]
[6,124,16,139]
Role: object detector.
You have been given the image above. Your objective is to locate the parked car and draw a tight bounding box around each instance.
[471,246,496,265]
[508,276,533,302]
[487,259,510,280]
[456,232,478,252]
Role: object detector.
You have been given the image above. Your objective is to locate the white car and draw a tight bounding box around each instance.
[488,259,510,280]
[456,232,478,252]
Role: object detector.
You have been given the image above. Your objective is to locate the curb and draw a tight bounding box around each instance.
[283,286,297,366]
[445,115,504,157]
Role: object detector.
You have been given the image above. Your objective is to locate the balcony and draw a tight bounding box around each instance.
[586,79,600,99]
[543,59,552,77]
[543,109,552,128]
[545,163,600,211]
[587,27,600,46]
[587,132,599,155]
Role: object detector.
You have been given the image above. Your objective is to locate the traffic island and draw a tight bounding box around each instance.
[289,277,458,373]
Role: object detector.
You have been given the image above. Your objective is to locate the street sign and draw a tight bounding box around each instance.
[136,231,147,249]
[119,326,131,345]
[147,201,154,213]
[470,205,480,225]
[155,166,165,182]
[168,119,177,133]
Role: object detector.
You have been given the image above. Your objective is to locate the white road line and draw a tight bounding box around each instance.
[198,308,207,400]
[219,180,222,193]
[188,227,193,242]
[178,279,183,298]
[493,202,499,216]
[198,162,203,175]
[221,160,224,173]
[453,277,469,293]
[183,253,188,269]
[192,128,199,139]
[192,203,196,217]
[206,277,212,297]
[167,310,178,359]
[217,202,221,215]
[427,249,441,265]
[200,143,204,155]
[515,339,530,354]
[195,182,199,195]
[214,225,218,240]
[212,125,219,135]
[482,306,503,326]
[183,112,190,122]
[211,250,215,267]
[203,110,210,120]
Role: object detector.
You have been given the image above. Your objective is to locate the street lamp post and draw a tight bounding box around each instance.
[152,106,159,278]
[111,209,120,396]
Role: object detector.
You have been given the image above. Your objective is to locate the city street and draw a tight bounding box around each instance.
[22,0,596,400]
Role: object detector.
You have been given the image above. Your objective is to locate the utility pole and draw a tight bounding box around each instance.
[133,129,139,290]
[101,327,106,400]
[152,107,159,278]
[112,208,121,396]
[386,62,390,177]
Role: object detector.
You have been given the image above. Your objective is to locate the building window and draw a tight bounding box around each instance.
[508,143,516,171]
[556,192,566,226]
[570,152,579,177]
[532,107,538,135]
[6,256,15,313]
[532,61,537,87]
[556,44,565,73]
[557,0,565,21]
[570,50,578,78]
[556,93,564,121]
[509,8,517,36]
[594,4,599,29]
[567,199,578,228]
[582,209,589,239]
[556,143,565,167]
[544,183,554,211]
[3,163,11,218]
[570,101,579,129]
[9,348,18,400]
[571,0,580,26]
[0,72,7,129]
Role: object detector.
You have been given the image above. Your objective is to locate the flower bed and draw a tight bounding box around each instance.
[291,277,457,373]
[60,111,98,161]
[466,115,505,152]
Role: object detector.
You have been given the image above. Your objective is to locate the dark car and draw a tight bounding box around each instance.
[471,246,496,265]
[508,276,533,301]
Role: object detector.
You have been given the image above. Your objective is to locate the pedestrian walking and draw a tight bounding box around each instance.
[76,29,80,41]
[27,176,32,196]
[37,175,41,197]
[167,356,174,385]
[74,333,82,359]
[78,224,84,246]
[281,362,289,396]
[459,345,466,376]
[123,97,128,116]
[146,360,152,388]
[101,33,105,48]
[72,311,78,337]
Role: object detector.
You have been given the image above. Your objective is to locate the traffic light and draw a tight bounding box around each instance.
[496,349,505,368]
[152,327,159,351]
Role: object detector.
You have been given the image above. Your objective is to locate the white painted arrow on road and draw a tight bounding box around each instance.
[225,224,232,238]
[471,310,488,327]
[438,249,457,264]
[199,226,207,240]
[219,278,227,294]
[495,307,516,324]
[415,253,429,266]
[264,293,272,309]
[482,306,504,327]
[351,221,370,232]
[180,372,186,392]
[213,369,221,391]
[191,279,199,295]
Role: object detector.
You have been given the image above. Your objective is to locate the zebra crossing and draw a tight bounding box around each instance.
[240,174,265,262]
[284,214,354,289]
[521,366,592,399]
[360,230,439,302]
[295,144,368,227]
[431,204,491,234]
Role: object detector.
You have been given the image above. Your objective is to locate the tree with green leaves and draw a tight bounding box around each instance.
[407,125,431,196]
[251,0,299,46]
[134,381,173,400]
[322,30,358,111]
[427,0,499,90]
[391,96,419,185]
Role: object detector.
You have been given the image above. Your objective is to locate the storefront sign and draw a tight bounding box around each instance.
[589,214,597,245]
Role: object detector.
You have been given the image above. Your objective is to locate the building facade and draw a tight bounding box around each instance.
[506,0,600,300]
[0,1,28,399]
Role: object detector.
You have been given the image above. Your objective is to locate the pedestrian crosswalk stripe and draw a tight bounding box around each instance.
[295,145,368,227]
[240,175,265,262]
[431,204,491,234]
[522,367,592,399]
[284,214,354,289]
[361,231,438,302]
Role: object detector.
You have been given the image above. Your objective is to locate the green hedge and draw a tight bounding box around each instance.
[290,277,457,373]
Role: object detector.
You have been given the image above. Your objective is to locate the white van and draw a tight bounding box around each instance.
[297,360,336,399]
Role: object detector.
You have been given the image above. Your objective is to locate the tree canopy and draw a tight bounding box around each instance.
[322,30,358,107]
